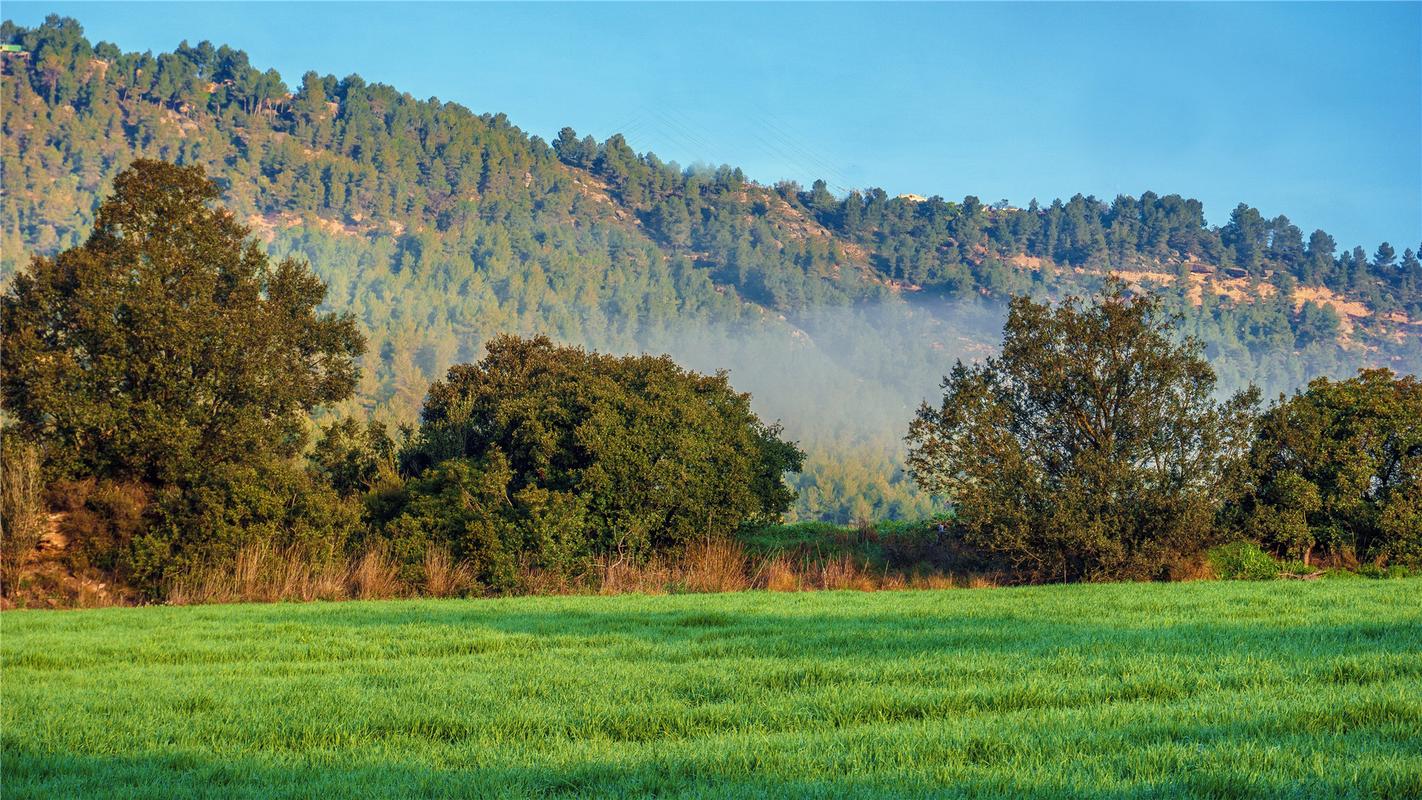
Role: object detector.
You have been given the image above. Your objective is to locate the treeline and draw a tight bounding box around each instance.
[2,15,1420,526]
[907,287,1421,581]
[0,161,802,599]
[1,161,1416,609]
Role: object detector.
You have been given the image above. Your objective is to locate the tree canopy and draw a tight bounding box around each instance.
[389,335,804,575]
[2,159,365,485]
[1232,369,1422,567]
[906,284,1259,580]
[2,159,366,592]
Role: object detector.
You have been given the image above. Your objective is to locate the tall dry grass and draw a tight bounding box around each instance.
[0,441,48,587]
[157,536,993,606]
[422,545,474,598]
[591,538,993,597]
[167,544,398,605]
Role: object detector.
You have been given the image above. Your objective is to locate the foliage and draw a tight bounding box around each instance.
[395,335,804,567]
[5,581,1421,797]
[3,16,1420,523]
[1,159,365,484]
[135,457,363,594]
[0,159,366,594]
[308,417,400,499]
[907,283,1259,581]
[1206,541,1281,581]
[1232,369,1422,567]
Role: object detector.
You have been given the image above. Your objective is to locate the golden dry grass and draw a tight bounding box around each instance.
[148,536,999,607]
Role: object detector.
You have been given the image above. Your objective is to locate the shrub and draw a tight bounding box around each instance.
[398,335,804,565]
[52,479,149,576]
[133,458,363,597]
[1356,564,1412,580]
[1208,541,1280,581]
[377,455,522,592]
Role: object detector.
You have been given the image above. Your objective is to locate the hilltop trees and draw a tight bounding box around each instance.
[907,284,1259,581]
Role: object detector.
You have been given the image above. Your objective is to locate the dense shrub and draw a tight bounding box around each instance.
[1207,541,1281,581]
[307,419,400,499]
[1231,369,1422,567]
[394,335,804,573]
[50,479,150,577]
[133,459,363,595]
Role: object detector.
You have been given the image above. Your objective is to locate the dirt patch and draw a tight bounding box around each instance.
[1,513,131,610]
[245,212,376,244]
[1292,285,1371,337]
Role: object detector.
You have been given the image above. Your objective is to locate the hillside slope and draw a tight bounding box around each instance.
[3,16,1420,520]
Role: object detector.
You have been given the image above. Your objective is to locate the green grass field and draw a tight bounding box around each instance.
[3,580,1420,799]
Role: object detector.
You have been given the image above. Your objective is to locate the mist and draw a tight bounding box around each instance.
[638,295,1007,454]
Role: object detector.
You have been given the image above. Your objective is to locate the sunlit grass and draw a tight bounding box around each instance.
[3,580,1420,798]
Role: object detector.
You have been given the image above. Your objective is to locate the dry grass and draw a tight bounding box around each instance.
[591,539,992,597]
[350,545,401,600]
[166,544,401,605]
[422,545,474,598]
[123,536,998,607]
[679,538,751,593]
[0,441,47,587]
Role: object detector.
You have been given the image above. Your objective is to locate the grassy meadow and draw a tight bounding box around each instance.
[3,579,1420,799]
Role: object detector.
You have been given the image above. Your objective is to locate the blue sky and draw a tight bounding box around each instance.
[7,2,1421,250]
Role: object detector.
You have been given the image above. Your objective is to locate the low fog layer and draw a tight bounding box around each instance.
[639,295,1008,455]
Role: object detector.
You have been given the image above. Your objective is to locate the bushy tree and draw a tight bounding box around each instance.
[1232,369,1422,566]
[394,335,803,567]
[1,159,365,591]
[308,418,399,499]
[907,284,1258,581]
[2,159,365,483]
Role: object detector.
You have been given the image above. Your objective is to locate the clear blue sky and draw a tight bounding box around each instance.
[8,2,1421,250]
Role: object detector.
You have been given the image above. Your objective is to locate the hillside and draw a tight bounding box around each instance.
[3,16,1420,521]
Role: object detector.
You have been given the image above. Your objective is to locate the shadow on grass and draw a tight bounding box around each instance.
[291,599,1422,667]
[8,741,1418,800]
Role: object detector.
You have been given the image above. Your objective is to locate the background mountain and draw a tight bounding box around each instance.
[4,16,1420,521]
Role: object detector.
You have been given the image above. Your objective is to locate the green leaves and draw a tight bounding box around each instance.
[907,284,1258,581]
[1,159,367,593]
[1238,369,1422,566]
[397,335,804,566]
[2,160,365,484]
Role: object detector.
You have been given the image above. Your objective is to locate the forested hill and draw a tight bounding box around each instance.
[4,16,1421,521]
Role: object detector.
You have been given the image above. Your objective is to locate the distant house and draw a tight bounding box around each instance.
[0,44,29,58]
[896,193,928,203]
